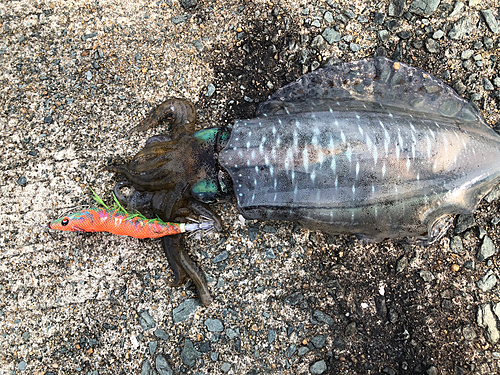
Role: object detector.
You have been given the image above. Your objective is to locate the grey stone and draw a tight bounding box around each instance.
[141,359,152,375]
[285,291,305,306]
[388,0,406,17]
[310,334,326,349]
[449,17,474,40]
[221,362,231,372]
[172,299,201,323]
[205,83,215,97]
[461,49,474,60]
[425,38,440,53]
[345,322,357,336]
[477,303,500,344]
[226,328,239,339]
[154,329,169,341]
[433,30,444,39]
[85,71,92,81]
[17,176,27,186]
[286,344,297,357]
[463,260,475,270]
[212,250,228,263]
[180,0,197,9]
[454,214,476,234]
[311,20,321,28]
[462,325,476,340]
[313,310,334,326]
[481,9,499,34]
[322,28,341,44]
[268,329,277,344]
[17,360,27,371]
[181,338,201,367]
[139,310,156,331]
[349,43,361,52]
[477,236,496,261]
[171,15,190,25]
[477,270,497,292]
[450,236,463,254]
[324,11,333,23]
[205,318,224,332]
[265,248,276,259]
[448,1,463,18]
[155,354,173,375]
[149,341,157,355]
[310,360,327,374]
[396,255,408,273]
[409,0,440,15]
[427,366,438,375]
[311,35,326,50]
[378,30,390,43]
[454,81,466,95]
[298,346,309,356]
[420,270,435,282]
[484,78,495,91]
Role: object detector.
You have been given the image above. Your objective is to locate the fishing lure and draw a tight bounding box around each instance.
[49,193,213,238]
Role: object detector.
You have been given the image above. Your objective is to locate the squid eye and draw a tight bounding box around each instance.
[61,218,69,226]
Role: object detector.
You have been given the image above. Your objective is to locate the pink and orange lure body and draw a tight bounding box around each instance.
[49,207,212,238]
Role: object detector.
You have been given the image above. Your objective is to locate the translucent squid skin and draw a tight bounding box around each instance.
[109,58,500,305]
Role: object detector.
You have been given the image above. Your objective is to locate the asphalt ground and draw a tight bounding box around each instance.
[1,1,500,374]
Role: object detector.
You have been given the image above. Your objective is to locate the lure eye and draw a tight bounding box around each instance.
[61,218,69,226]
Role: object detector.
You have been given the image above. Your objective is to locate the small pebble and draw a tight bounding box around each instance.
[432,30,444,39]
[477,235,496,261]
[323,11,333,23]
[409,0,440,16]
[349,43,361,52]
[181,338,201,367]
[212,250,229,263]
[180,0,197,9]
[449,17,473,40]
[17,360,27,371]
[451,264,460,272]
[477,303,500,344]
[425,39,440,53]
[420,270,435,282]
[484,78,495,91]
[173,299,201,323]
[481,9,499,34]
[322,28,341,44]
[205,318,224,332]
[155,354,173,375]
[310,360,327,374]
[477,270,497,292]
[462,325,477,341]
[138,310,156,331]
[17,177,27,186]
[205,83,215,97]
[310,334,326,349]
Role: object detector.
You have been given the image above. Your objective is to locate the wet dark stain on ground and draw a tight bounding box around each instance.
[200,6,305,123]
[198,5,483,375]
